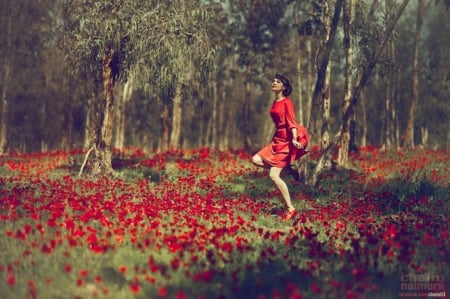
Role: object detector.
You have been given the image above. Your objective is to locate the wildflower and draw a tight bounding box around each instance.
[176,291,187,299]
[65,264,72,273]
[7,272,15,286]
[130,282,140,294]
[158,286,167,297]
[79,269,88,277]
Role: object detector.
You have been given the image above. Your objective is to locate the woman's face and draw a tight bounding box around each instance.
[271,78,285,94]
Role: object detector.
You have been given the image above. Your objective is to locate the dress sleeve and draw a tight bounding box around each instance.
[285,99,309,147]
[284,99,298,131]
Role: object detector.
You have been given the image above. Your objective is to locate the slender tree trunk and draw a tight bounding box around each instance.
[305,38,313,127]
[404,0,429,148]
[394,52,401,148]
[321,62,331,151]
[383,0,393,149]
[338,0,355,167]
[297,47,304,125]
[218,80,226,150]
[243,60,253,150]
[420,126,428,146]
[384,36,397,150]
[198,91,206,148]
[40,92,49,152]
[0,64,10,154]
[360,90,367,147]
[211,83,218,148]
[169,84,182,149]
[294,1,304,125]
[0,11,12,154]
[159,104,170,152]
[84,92,96,149]
[244,82,251,150]
[219,74,230,150]
[320,1,333,152]
[114,76,133,150]
[308,0,344,145]
[345,0,358,156]
[64,75,74,151]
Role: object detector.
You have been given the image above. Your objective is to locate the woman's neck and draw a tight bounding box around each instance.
[275,94,286,101]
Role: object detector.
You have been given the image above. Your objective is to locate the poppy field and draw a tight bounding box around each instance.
[0,147,448,299]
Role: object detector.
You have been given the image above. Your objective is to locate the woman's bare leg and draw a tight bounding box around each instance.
[251,154,265,167]
[269,167,295,211]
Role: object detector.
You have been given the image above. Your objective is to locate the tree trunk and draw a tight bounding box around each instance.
[243,61,253,150]
[92,47,115,176]
[321,1,333,152]
[159,104,170,152]
[218,80,226,150]
[84,92,96,149]
[40,92,49,152]
[211,83,218,148]
[294,1,304,125]
[321,63,331,151]
[404,0,429,148]
[307,0,344,145]
[114,76,133,150]
[63,75,74,152]
[383,36,396,149]
[0,11,12,154]
[394,51,401,148]
[360,90,367,147]
[338,0,355,167]
[219,74,230,150]
[305,39,313,127]
[0,63,10,154]
[197,90,206,148]
[169,84,182,149]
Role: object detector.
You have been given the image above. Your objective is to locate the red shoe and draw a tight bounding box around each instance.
[283,209,297,221]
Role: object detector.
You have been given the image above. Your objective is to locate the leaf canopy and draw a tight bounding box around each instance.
[59,0,216,97]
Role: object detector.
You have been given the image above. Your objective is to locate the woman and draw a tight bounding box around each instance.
[252,74,309,221]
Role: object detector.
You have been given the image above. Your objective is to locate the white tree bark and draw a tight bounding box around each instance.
[338,0,355,167]
[114,75,133,150]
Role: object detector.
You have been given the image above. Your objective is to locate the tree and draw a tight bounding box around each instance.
[302,0,344,183]
[307,0,344,146]
[309,0,410,185]
[59,0,215,175]
[403,0,432,148]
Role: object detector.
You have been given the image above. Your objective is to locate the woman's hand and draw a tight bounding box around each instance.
[292,139,303,149]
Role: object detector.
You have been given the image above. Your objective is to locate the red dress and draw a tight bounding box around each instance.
[256,97,309,168]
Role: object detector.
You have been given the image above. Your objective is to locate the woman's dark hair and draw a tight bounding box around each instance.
[275,74,292,96]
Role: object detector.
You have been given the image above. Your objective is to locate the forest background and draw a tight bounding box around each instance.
[0,0,449,163]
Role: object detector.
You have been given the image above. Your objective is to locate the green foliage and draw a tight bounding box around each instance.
[58,0,217,99]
